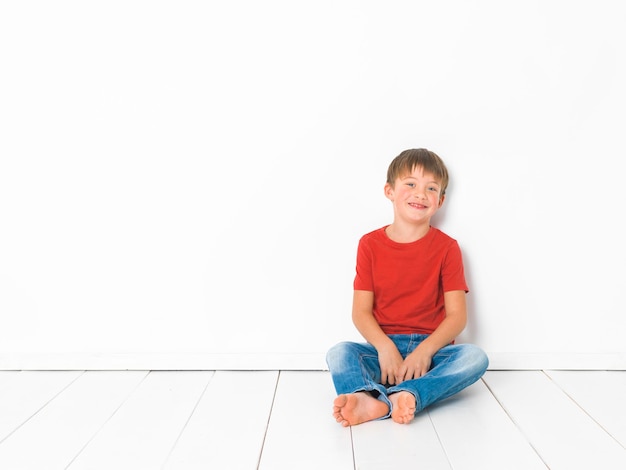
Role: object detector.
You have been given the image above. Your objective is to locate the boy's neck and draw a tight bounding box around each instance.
[385,222,431,243]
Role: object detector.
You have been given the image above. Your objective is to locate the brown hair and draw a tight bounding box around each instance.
[386,148,449,196]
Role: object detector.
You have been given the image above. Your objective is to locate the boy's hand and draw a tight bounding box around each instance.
[377,344,404,385]
[398,347,433,382]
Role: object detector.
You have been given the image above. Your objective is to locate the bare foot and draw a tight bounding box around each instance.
[389,391,416,424]
[333,392,389,427]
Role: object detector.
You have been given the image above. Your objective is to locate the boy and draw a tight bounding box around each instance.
[326,148,488,426]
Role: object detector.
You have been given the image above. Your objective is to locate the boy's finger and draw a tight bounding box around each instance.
[395,366,407,384]
[382,370,392,385]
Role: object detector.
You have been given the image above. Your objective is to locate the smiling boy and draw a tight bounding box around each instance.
[326,148,488,426]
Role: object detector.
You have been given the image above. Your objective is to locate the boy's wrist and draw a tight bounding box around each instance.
[372,336,396,353]
[415,340,438,358]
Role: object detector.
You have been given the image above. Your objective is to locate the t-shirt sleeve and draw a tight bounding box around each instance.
[442,240,469,293]
[353,237,374,291]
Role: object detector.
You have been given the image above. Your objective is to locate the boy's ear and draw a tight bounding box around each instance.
[384,182,395,200]
[438,194,446,208]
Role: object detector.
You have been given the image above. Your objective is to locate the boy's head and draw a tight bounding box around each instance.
[386,148,449,197]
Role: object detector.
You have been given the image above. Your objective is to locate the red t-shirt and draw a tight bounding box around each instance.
[353,226,468,335]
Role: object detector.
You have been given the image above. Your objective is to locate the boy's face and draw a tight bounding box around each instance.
[384,166,445,226]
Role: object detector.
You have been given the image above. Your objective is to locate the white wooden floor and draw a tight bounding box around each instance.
[0,370,624,470]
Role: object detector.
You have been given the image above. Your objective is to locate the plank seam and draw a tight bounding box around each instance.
[426,409,454,470]
[256,370,281,470]
[349,426,356,470]
[63,370,151,470]
[0,371,85,446]
[480,376,550,469]
[542,370,626,450]
[161,371,217,468]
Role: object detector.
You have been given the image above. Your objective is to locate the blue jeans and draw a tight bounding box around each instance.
[326,334,489,419]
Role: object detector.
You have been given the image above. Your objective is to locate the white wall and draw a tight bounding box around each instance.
[1,1,625,369]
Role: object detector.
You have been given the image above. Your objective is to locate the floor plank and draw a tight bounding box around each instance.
[66,371,213,469]
[0,371,83,444]
[351,408,451,470]
[0,371,148,469]
[545,370,626,448]
[258,371,354,470]
[0,370,623,469]
[0,371,19,386]
[163,370,279,470]
[484,371,626,470]
[427,379,546,470]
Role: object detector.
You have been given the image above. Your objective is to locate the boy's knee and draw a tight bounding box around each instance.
[461,344,489,375]
[326,341,351,365]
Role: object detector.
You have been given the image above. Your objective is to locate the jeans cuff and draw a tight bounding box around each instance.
[349,386,393,420]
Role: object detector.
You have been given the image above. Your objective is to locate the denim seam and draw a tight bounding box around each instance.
[357,353,392,419]
[358,354,379,387]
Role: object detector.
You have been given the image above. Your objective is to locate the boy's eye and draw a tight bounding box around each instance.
[428,186,439,192]
[406,183,415,188]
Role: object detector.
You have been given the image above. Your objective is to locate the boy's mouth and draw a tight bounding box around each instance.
[409,203,427,209]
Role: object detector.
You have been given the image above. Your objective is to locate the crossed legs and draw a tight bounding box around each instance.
[326,337,488,427]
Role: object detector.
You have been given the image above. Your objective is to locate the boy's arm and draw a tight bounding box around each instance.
[352,290,405,385]
[399,290,468,381]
